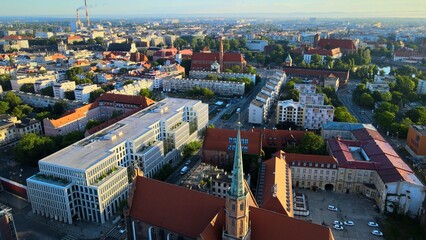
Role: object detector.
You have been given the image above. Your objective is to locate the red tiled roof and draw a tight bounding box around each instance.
[50,103,99,128]
[318,39,356,51]
[305,47,341,56]
[282,66,350,82]
[1,35,32,40]
[129,176,334,240]
[179,49,193,56]
[259,151,293,216]
[129,177,225,238]
[253,129,306,148]
[203,128,262,155]
[95,93,155,108]
[283,153,338,166]
[250,207,334,240]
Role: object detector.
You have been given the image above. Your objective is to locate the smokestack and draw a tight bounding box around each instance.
[84,0,90,27]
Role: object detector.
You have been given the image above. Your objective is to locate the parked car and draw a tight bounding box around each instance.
[185,160,191,165]
[119,229,126,234]
[368,222,379,227]
[344,221,354,226]
[371,230,383,236]
[328,205,338,211]
[333,225,344,230]
[333,221,343,226]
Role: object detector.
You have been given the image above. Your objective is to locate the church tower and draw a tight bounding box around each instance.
[219,36,224,72]
[284,54,293,67]
[223,121,251,240]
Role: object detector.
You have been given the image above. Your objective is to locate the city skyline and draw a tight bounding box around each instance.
[1,0,426,18]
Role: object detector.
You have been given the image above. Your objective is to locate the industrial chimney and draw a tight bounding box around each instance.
[84,0,90,27]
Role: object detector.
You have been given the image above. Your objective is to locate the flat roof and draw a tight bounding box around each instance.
[39,98,202,171]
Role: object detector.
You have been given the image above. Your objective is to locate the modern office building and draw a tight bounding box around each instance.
[27,98,209,224]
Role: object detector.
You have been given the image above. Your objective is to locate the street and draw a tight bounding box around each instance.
[337,80,374,124]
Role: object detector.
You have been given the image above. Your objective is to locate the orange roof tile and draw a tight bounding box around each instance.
[259,151,293,216]
[50,103,98,128]
[203,128,261,155]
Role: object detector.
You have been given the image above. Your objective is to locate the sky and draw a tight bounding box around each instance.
[1,0,426,18]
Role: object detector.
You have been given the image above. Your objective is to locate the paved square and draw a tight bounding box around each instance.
[294,189,385,240]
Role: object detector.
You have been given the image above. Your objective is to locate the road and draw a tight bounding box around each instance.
[166,150,202,185]
[336,80,374,124]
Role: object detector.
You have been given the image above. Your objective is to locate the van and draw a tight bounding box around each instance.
[180,166,189,175]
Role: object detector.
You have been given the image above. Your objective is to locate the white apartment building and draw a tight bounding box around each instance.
[189,71,256,84]
[109,79,154,96]
[417,79,426,94]
[74,84,100,103]
[11,74,57,91]
[249,99,267,125]
[162,78,245,96]
[53,81,76,99]
[366,82,390,94]
[294,83,317,94]
[276,100,334,130]
[245,40,268,52]
[26,98,208,224]
[35,32,54,39]
[276,100,305,127]
[299,93,325,105]
[34,78,56,93]
[304,104,334,130]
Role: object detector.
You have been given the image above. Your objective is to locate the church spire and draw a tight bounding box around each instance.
[229,121,246,197]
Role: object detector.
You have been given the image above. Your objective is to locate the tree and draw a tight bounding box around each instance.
[40,86,54,97]
[201,87,214,99]
[232,65,242,73]
[64,91,75,100]
[182,141,202,159]
[395,76,415,95]
[20,83,35,93]
[334,107,358,123]
[299,132,326,155]
[86,119,104,130]
[0,101,9,114]
[397,65,418,76]
[405,107,426,124]
[374,111,395,130]
[89,89,106,103]
[53,101,67,116]
[376,102,399,114]
[139,88,153,99]
[0,74,12,91]
[94,37,104,45]
[13,133,57,166]
[358,93,375,109]
[65,67,83,79]
[12,104,33,119]
[310,54,323,67]
[35,111,51,121]
[59,131,85,148]
[86,39,96,45]
[3,91,22,109]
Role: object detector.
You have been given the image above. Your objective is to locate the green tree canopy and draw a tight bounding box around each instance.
[89,89,106,103]
[139,88,153,99]
[374,111,395,130]
[405,107,426,124]
[0,101,9,114]
[3,91,22,109]
[334,107,358,123]
[299,132,326,155]
[40,86,54,97]
[20,83,35,93]
[13,133,57,166]
[12,104,33,119]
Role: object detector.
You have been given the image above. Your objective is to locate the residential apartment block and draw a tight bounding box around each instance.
[299,93,325,105]
[294,83,317,94]
[0,115,42,146]
[53,81,76,99]
[276,100,334,130]
[162,78,245,96]
[417,79,426,95]
[249,71,286,125]
[74,84,100,103]
[27,98,209,224]
[12,91,83,109]
[189,71,256,84]
[34,78,56,93]
[11,74,57,91]
[109,79,154,96]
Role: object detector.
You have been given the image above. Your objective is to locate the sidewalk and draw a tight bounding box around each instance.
[26,209,117,240]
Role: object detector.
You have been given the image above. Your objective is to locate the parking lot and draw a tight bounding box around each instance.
[295,189,385,240]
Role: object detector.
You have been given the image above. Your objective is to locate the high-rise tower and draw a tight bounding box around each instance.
[84,0,90,27]
[223,121,251,240]
[219,36,224,72]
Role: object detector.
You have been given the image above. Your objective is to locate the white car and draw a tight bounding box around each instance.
[119,229,126,234]
[344,221,354,226]
[371,230,383,236]
[185,160,191,165]
[368,222,379,227]
[333,225,344,230]
[328,205,338,211]
[333,221,343,226]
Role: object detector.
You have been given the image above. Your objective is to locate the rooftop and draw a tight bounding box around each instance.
[40,98,202,171]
